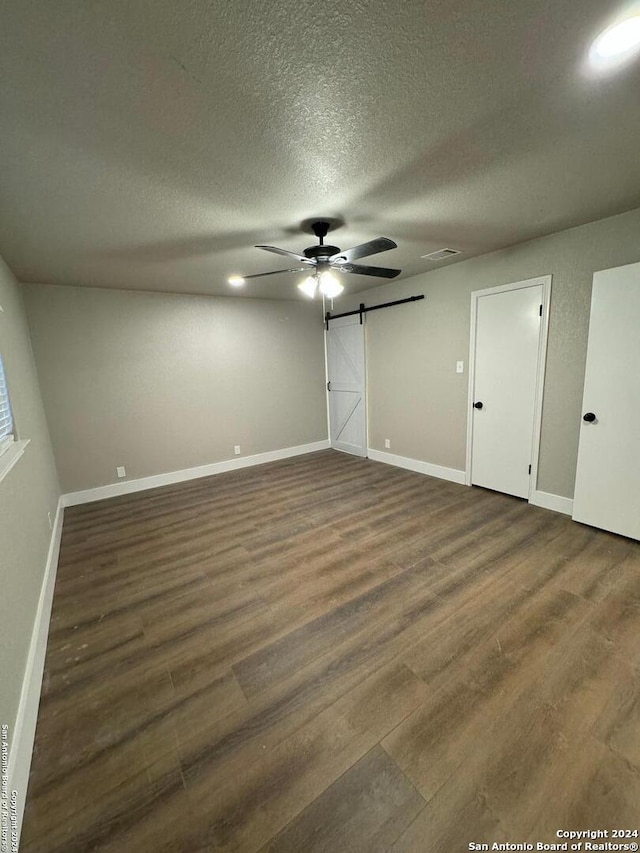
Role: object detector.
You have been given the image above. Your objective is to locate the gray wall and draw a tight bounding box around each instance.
[19,205,640,502]
[0,257,60,748]
[339,206,640,499]
[23,285,328,493]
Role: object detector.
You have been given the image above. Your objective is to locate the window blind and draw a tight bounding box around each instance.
[0,354,14,450]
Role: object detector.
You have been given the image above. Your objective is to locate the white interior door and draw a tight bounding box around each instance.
[326,315,367,457]
[572,261,640,540]
[470,283,544,499]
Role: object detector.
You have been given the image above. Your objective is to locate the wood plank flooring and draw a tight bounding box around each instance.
[21,450,640,852]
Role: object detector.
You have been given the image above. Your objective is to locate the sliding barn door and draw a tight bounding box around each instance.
[326,315,367,457]
[572,261,640,540]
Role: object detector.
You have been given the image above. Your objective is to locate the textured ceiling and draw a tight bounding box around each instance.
[1,0,640,300]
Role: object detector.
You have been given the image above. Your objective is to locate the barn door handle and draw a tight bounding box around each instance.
[473,401,483,409]
[583,412,596,422]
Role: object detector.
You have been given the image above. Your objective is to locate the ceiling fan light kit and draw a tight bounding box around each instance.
[297,272,344,299]
[229,220,401,298]
[298,276,318,298]
[318,271,343,299]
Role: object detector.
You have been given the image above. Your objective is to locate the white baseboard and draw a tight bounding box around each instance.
[7,497,64,849]
[530,489,574,516]
[61,439,331,507]
[367,448,467,485]
[367,450,574,515]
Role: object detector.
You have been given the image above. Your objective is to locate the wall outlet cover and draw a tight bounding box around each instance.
[384,439,391,449]
[234,446,241,455]
[116,466,126,478]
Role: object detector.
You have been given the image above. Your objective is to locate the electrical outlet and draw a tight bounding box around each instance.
[456,361,464,373]
[384,438,391,449]
[234,445,241,456]
[48,512,53,530]
[116,466,126,478]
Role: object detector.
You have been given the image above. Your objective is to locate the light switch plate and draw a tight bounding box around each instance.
[456,361,464,373]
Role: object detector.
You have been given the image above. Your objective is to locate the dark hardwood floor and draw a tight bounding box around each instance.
[21,450,640,852]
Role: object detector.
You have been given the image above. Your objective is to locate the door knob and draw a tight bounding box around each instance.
[583,412,596,422]
[473,401,483,409]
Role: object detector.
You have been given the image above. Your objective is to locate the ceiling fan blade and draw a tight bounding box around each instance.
[329,237,397,264]
[256,245,311,264]
[242,267,310,280]
[336,263,401,279]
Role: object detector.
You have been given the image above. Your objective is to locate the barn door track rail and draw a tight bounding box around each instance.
[325,295,424,329]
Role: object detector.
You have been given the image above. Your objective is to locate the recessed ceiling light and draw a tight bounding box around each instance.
[589,14,640,70]
[227,275,245,287]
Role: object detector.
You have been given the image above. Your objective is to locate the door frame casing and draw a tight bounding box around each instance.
[465,275,552,502]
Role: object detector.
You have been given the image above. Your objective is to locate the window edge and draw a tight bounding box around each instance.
[0,439,30,485]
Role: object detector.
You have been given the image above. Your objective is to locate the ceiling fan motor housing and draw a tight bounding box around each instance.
[303,244,341,260]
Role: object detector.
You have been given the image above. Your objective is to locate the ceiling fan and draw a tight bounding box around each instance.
[228,221,401,298]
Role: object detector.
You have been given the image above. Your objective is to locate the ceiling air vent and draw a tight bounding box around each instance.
[421,247,462,262]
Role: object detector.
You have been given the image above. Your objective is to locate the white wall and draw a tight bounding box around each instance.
[0,256,60,760]
[23,284,328,493]
[339,206,640,498]
[18,205,640,504]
